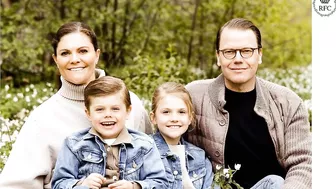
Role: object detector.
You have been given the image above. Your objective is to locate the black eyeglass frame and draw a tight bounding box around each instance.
[218,47,260,60]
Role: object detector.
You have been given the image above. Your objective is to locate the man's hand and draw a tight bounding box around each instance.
[81,173,106,189]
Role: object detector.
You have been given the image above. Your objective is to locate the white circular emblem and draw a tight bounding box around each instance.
[313,0,336,16]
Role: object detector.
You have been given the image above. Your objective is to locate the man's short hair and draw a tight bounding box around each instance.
[215,18,262,51]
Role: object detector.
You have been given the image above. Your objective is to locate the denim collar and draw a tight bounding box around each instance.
[153,131,195,160]
[83,127,133,147]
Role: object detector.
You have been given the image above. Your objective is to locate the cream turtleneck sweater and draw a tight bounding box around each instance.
[0,69,152,189]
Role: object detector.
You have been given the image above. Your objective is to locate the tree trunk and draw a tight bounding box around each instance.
[187,0,200,65]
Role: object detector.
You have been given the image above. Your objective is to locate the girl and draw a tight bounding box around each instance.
[150,82,214,189]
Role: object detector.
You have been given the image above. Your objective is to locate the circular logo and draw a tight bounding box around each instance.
[313,0,336,17]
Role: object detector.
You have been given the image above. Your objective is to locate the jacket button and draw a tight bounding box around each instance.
[219,120,225,126]
[173,170,178,175]
[112,175,118,181]
[215,151,220,157]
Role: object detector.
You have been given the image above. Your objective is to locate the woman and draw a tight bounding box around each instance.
[0,22,152,189]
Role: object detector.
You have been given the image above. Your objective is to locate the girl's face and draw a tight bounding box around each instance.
[151,94,191,145]
[52,32,100,85]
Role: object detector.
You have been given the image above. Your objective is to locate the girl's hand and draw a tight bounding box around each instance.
[108,180,135,189]
[81,173,106,189]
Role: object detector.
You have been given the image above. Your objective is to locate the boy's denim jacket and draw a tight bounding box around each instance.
[152,131,214,189]
[52,127,168,189]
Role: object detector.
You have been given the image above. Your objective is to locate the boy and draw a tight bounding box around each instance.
[52,76,167,189]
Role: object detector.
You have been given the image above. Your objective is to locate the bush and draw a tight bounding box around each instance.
[109,50,207,110]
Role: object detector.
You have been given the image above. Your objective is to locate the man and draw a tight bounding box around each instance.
[185,18,311,189]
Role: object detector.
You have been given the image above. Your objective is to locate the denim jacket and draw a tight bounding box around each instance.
[52,128,168,189]
[152,131,214,189]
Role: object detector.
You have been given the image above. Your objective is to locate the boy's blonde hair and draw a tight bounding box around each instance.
[151,82,196,130]
[84,76,131,111]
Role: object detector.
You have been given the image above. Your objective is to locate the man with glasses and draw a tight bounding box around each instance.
[185,18,311,189]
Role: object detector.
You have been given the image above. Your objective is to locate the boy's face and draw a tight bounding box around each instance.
[85,92,131,139]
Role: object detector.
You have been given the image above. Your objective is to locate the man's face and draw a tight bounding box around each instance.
[216,28,262,92]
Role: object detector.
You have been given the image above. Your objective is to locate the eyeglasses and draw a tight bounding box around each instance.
[218,48,259,60]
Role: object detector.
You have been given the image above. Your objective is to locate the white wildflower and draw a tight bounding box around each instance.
[12,130,19,139]
[5,85,9,91]
[25,96,31,103]
[32,90,37,98]
[5,94,12,99]
[1,121,9,132]
[2,134,11,142]
[37,99,43,104]
[25,87,30,92]
[17,109,27,119]
[216,165,222,170]
[17,93,24,98]
[13,96,18,102]
[223,168,229,175]
[235,164,241,170]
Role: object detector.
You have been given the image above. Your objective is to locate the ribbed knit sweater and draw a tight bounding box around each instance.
[0,69,152,189]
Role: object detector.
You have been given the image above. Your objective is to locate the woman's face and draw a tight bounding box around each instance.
[52,32,100,85]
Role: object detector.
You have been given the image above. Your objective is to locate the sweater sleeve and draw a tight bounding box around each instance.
[0,114,53,189]
[283,102,312,189]
[128,91,153,134]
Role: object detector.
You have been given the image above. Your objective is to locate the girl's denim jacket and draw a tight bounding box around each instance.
[152,131,214,189]
[52,128,168,189]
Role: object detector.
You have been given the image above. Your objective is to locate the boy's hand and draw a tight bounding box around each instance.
[81,173,106,189]
[108,180,134,189]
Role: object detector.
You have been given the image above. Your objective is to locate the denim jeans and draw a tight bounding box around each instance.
[250,175,284,189]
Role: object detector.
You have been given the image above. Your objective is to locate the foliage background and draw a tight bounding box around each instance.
[0,0,311,172]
